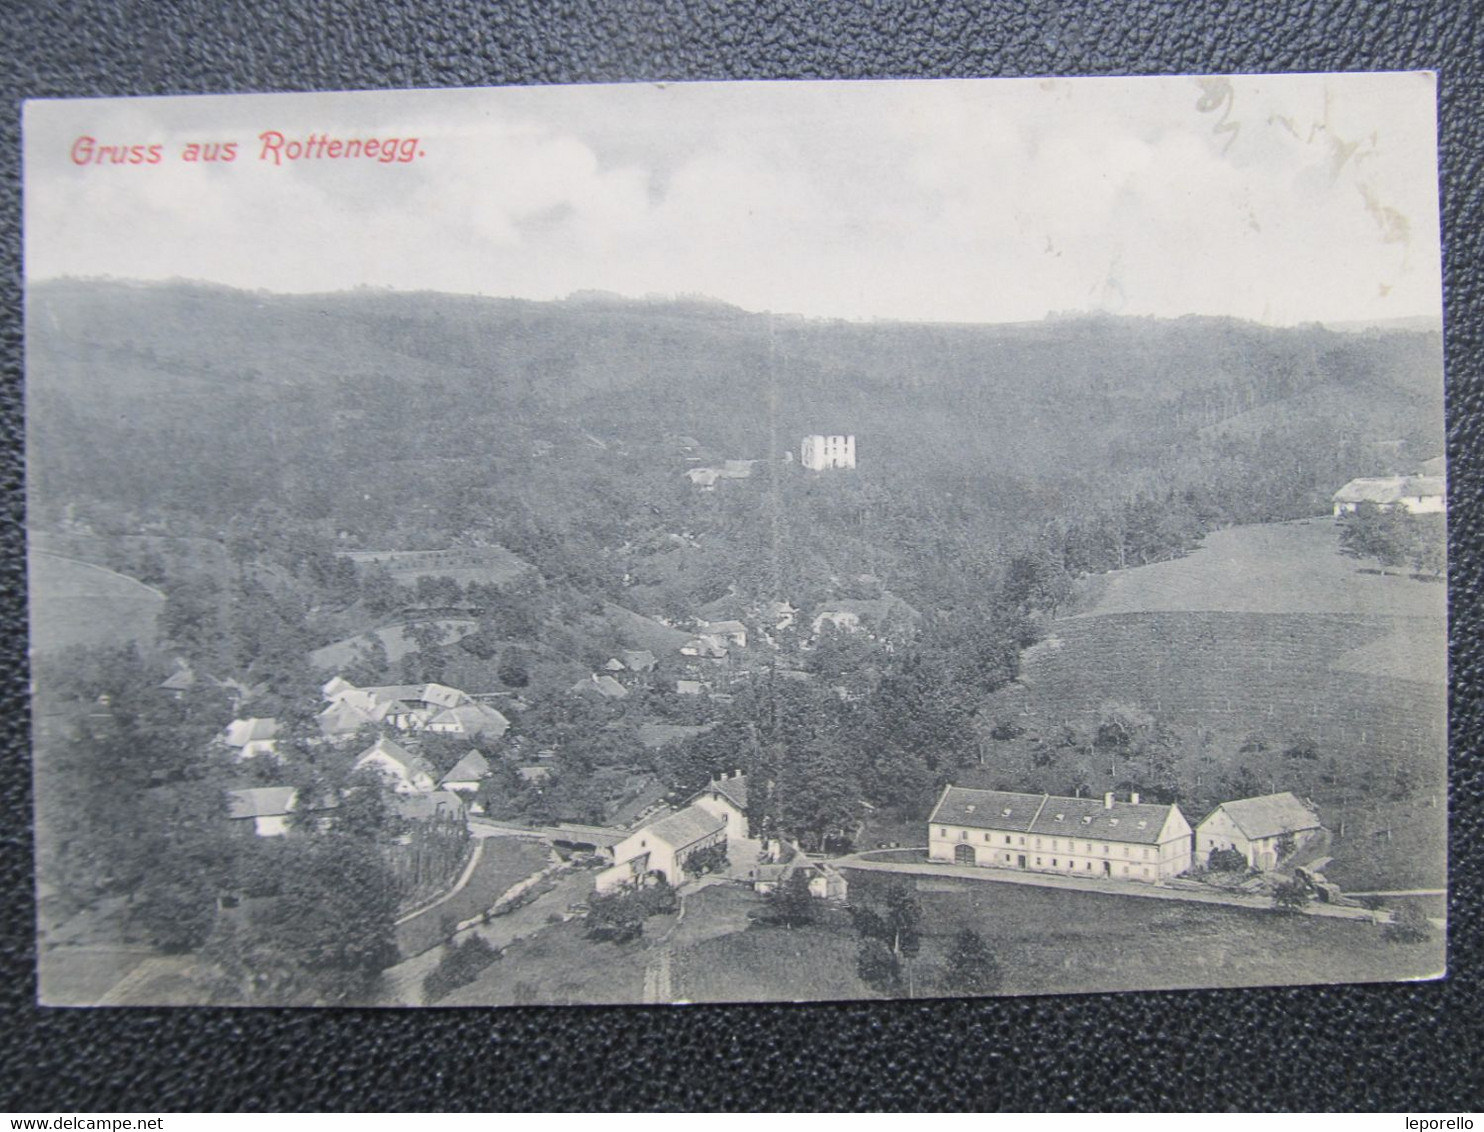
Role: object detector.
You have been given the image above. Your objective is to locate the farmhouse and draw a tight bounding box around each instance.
[691,773,749,836]
[353,736,437,794]
[225,786,335,837]
[928,786,1193,883]
[570,673,628,700]
[1332,476,1445,516]
[426,702,511,739]
[699,619,748,649]
[222,717,280,761]
[1195,792,1322,872]
[597,805,727,891]
[438,749,491,794]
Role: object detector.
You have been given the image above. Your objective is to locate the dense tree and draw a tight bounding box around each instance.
[764,870,817,929]
[205,834,400,1005]
[939,927,1003,996]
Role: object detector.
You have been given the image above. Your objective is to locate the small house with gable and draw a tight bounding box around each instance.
[1195,792,1322,872]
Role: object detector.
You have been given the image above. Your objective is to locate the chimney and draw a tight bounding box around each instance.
[1130,792,1141,805]
[1104,792,1114,810]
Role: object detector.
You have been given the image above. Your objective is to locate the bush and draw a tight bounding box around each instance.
[585,876,679,943]
[1207,847,1249,873]
[683,842,729,878]
[1384,903,1434,945]
[422,935,499,1003]
[1272,878,1312,914]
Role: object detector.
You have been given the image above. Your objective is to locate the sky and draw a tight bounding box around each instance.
[23,73,1442,327]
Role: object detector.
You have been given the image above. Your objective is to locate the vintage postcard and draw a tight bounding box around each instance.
[24,74,1446,1007]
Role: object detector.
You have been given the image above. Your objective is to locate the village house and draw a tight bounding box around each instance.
[596,806,727,891]
[698,619,748,649]
[1332,475,1446,516]
[620,648,658,674]
[426,702,511,739]
[928,786,1193,883]
[316,677,508,741]
[222,717,280,761]
[570,673,628,700]
[595,774,751,891]
[1194,792,1323,872]
[752,859,849,901]
[438,749,491,794]
[353,736,438,794]
[224,786,335,837]
[225,787,299,837]
[680,637,729,663]
[691,773,749,836]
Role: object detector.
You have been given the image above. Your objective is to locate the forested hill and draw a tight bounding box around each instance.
[27,278,1443,614]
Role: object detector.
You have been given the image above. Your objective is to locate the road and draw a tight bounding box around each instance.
[831,852,1389,922]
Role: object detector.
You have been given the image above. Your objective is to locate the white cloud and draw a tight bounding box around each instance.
[23,74,1441,326]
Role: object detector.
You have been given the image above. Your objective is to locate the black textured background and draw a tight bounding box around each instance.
[2,0,1481,1112]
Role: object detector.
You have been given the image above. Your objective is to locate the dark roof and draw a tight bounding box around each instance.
[642,804,726,850]
[1206,793,1321,840]
[929,786,1181,846]
[701,774,749,813]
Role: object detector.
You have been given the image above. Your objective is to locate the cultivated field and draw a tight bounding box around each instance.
[27,550,164,656]
[1073,519,1445,621]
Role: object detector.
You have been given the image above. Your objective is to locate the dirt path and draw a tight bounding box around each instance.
[394,839,485,926]
[379,866,593,1005]
[834,853,1388,922]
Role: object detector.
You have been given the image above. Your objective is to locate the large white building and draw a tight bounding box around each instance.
[928,786,1193,883]
[801,434,856,471]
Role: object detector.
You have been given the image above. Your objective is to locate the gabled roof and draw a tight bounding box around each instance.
[701,774,749,813]
[421,682,468,709]
[1204,793,1320,840]
[641,804,726,850]
[317,698,378,737]
[224,717,279,746]
[354,736,434,779]
[431,703,511,735]
[603,658,627,671]
[701,619,747,636]
[621,649,658,672]
[226,786,298,820]
[1333,476,1445,504]
[929,786,1182,846]
[160,667,196,691]
[573,674,628,699]
[440,749,491,784]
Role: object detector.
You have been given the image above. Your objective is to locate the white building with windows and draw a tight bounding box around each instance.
[801,434,856,471]
[1195,792,1322,872]
[928,786,1192,883]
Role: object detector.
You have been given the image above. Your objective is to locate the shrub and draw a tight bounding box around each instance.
[1272,878,1312,914]
[1207,847,1248,873]
[1384,903,1434,945]
[422,935,500,1003]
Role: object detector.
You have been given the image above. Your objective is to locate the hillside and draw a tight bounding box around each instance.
[982,520,1446,890]
[1074,519,1446,622]
[27,550,164,657]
